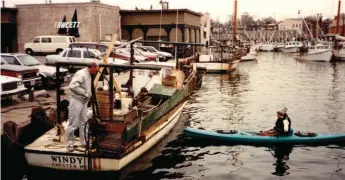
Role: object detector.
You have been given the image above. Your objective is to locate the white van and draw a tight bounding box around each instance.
[24,36,76,55]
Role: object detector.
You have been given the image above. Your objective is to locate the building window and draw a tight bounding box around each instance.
[203,31,207,38]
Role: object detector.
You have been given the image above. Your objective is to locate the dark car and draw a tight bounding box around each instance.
[1,58,42,88]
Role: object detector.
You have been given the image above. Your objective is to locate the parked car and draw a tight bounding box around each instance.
[69,42,130,60]
[24,35,76,55]
[1,58,42,88]
[0,75,27,100]
[115,48,147,63]
[1,53,70,87]
[132,47,158,61]
[138,46,174,61]
[46,47,129,71]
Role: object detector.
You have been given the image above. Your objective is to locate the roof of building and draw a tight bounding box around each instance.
[120,9,202,16]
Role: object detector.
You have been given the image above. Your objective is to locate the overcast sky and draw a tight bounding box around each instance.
[5,0,342,22]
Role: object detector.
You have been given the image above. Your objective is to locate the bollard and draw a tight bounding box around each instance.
[2,121,19,146]
[28,87,34,102]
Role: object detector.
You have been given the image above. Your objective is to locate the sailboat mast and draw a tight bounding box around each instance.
[336,0,341,35]
[233,0,238,43]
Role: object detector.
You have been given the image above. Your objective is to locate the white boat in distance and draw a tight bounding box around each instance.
[282,41,303,53]
[259,43,275,52]
[294,44,333,62]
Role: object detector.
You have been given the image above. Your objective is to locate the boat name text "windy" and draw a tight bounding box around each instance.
[51,156,87,169]
[54,22,81,28]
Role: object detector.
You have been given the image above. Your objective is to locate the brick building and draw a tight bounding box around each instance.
[328,13,345,36]
[120,9,202,43]
[15,2,120,52]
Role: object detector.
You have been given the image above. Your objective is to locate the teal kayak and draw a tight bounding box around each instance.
[184,128,345,145]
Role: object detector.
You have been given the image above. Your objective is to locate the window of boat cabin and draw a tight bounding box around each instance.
[67,50,81,58]
[41,37,51,43]
[310,47,315,49]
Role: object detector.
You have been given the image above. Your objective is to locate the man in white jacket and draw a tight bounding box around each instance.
[67,61,98,152]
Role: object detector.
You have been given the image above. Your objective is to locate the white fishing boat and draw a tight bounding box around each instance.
[282,41,303,53]
[196,55,239,73]
[259,43,275,52]
[241,46,257,61]
[24,41,202,172]
[294,44,333,62]
[274,43,285,52]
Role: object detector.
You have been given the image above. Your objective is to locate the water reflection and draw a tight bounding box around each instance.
[270,145,293,176]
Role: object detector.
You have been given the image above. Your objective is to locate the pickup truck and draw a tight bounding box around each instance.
[1,58,42,88]
[1,75,27,100]
[1,53,70,87]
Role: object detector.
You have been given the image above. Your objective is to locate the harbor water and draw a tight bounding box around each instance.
[27,52,345,180]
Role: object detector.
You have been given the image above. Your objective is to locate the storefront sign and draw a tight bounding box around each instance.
[54,22,81,28]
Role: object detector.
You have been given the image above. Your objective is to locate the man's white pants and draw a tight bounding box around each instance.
[67,97,88,146]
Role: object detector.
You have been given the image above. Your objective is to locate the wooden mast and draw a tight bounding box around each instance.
[336,0,341,35]
[233,0,238,44]
[335,0,341,49]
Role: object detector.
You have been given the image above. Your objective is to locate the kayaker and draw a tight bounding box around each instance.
[260,107,292,136]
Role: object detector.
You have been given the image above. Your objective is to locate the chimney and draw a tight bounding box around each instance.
[3,0,5,7]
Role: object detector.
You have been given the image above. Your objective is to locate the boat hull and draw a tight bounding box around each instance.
[333,49,345,61]
[294,50,333,62]
[184,128,345,145]
[241,54,257,61]
[196,61,239,73]
[260,44,274,52]
[282,47,299,53]
[25,101,188,171]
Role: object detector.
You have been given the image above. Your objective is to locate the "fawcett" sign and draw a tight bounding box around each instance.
[54,22,81,28]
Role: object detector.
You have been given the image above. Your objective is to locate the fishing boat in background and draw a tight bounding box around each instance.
[281,41,303,53]
[294,44,333,62]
